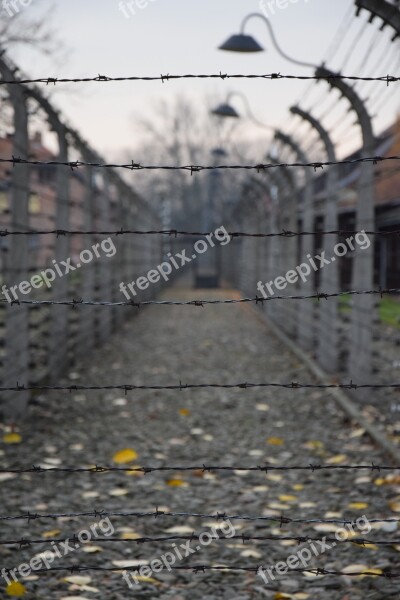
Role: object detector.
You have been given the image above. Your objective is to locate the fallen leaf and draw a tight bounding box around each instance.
[274,593,292,600]
[42,529,61,538]
[348,502,368,510]
[279,494,297,503]
[179,408,190,416]
[120,532,141,540]
[166,478,187,487]
[266,437,284,446]
[0,473,15,482]
[349,428,365,438]
[3,433,22,444]
[389,501,400,513]
[241,549,262,558]
[303,571,324,579]
[112,448,138,464]
[63,576,92,586]
[81,545,102,553]
[134,576,160,585]
[165,525,194,534]
[69,586,99,594]
[109,488,128,496]
[313,523,340,533]
[292,484,304,491]
[341,563,371,578]
[253,485,269,492]
[256,403,270,412]
[112,560,149,568]
[6,582,26,597]
[125,465,144,477]
[325,454,347,464]
[352,542,378,550]
[304,440,324,450]
[81,491,100,499]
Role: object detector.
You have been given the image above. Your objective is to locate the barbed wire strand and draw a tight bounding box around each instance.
[0,534,397,547]
[0,464,398,475]
[0,289,399,308]
[1,155,400,173]
[1,509,398,526]
[0,563,398,578]
[1,228,400,238]
[1,73,399,86]
[1,379,400,393]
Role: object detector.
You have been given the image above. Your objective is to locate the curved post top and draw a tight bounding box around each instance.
[274,130,308,164]
[355,0,400,40]
[240,12,316,69]
[290,105,336,162]
[316,66,375,150]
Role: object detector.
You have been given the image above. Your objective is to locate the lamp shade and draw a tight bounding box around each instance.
[218,33,264,53]
[211,103,240,118]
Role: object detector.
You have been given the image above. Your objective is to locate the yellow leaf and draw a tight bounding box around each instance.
[279,495,297,503]
[112,448,138,464]
[6,582,26,597]
[352,542,378,550]
[274,593,292,600]
[304,440,324,450]
[389,501,400,513]
[41,529,61,538]
[326,454,347,464]
[120,532,141,540]
[376,475,400,486]
[125,465,144,477]
[3,433,22,444]
[266,437,284,446]
[365,568,383,577]
[179,408,190,416]
[292,484,304,491]
[135,576,160,585]
[294,595,310,599]
[374,478,386,486]
[166,478,187,487]
[348,502,368,510]
[342,564,382,578]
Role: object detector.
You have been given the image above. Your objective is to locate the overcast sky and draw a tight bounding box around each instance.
[10,0,400,159]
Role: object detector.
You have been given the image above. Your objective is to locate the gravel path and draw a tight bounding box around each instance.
[1,283,399,600]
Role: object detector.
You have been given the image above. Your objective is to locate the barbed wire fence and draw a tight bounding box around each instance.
[0,55,165,420]
[1,0,400,595]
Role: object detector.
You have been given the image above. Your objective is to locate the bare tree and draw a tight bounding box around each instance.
[0,1,58,56]
[122,94,259,229]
